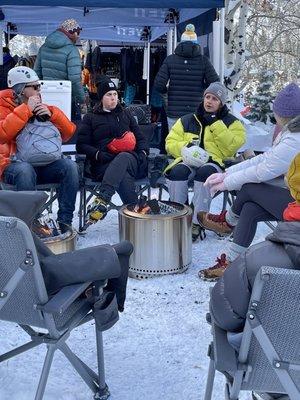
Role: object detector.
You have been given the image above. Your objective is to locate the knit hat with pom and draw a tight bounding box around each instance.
[273,83,300,118]
[181,24,198,43]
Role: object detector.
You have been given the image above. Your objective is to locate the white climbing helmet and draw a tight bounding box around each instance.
[181,145,209,168]
[7,66,39,88]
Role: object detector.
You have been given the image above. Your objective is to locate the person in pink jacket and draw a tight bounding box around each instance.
[197,83,300,281]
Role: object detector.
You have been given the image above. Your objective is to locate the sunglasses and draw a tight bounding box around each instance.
[25,84,41,90]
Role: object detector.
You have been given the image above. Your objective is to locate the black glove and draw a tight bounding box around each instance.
[95,151,115,164]
[202,112,219,126]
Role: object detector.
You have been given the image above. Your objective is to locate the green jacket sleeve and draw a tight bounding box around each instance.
[67,48,85,104]
[34,52,43,79]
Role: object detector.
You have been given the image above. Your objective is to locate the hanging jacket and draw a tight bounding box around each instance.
[153,41,219,118]
[210,221,300,332]
[34,30,85,104]
[76,103,149,178]
[82,68,97,94]
[0,89,76,179]
[165,104,246,172]
[223,116,300,191]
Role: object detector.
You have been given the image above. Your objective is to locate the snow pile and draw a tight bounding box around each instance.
[0,194,272,400]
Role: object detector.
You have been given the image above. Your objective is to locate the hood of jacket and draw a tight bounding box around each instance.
[174,41,201,58]
[287,115,300,133]
[0,89,16,111]
[267,221,300,267]
[44,30,74,49]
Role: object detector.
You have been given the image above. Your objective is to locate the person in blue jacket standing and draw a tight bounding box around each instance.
[34,19,85,119]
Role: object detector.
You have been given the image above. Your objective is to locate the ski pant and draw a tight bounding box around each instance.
[166,162,222,224]
[94,152,139,205]
[231,183,293,248]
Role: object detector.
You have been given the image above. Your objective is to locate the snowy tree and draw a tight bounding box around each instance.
[223,0,250,103]
[223,0,299,102]
[247,69,275,123]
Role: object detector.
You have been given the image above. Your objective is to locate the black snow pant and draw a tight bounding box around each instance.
[167,163,219,182]
[231,183,293,247]
[94,152,139,205]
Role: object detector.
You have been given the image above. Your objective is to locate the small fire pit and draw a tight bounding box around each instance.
[32,218,77,254]
[119,198,192,279]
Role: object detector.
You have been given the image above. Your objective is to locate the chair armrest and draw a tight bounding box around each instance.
[39,282,92,315]
[212,322,238,373]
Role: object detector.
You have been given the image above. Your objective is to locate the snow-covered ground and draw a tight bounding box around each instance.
[0,192,272,400]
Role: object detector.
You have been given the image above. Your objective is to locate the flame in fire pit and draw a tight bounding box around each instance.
[31,218,61,239]
[130,197,181,216]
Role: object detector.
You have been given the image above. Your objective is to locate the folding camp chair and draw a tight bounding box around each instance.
[0,181,59,214]
[76,154,169,232]
[204,266,300,400]
[0,216,122,400]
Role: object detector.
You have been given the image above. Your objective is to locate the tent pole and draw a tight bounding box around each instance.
[167,27,173,56]
[7,23,10,43]
[219,7,225,82]
[146,40,150,105]
[212,14,220,79]
[173,24,177,51]
[0,29,3,66]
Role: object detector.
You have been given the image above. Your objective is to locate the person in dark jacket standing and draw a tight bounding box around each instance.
[34,19,85,117]
[153,24,219,129]
[0,47,16,90]
[76,76,149,226]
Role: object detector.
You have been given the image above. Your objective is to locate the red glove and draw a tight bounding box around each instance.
[107,131,136,154]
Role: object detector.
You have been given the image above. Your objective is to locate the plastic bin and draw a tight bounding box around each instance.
[40,80,72,120]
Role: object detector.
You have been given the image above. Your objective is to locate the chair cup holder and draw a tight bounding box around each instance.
[93,291,119,331]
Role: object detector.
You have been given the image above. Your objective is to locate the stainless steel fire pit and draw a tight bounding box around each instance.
[42,229,77,254]
[118,201,192,279]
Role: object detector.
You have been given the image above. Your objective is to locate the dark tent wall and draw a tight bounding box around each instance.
[177,9,217,58]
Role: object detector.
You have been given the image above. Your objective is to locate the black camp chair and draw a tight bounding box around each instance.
[76,153,168,231]
[204,266,300,400]
[0,215,128,400]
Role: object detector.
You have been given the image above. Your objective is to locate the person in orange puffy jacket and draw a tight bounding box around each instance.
[0,66,79,233]
[76,75,149,224]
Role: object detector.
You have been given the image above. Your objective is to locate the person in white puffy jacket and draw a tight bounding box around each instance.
[197,82,300,281]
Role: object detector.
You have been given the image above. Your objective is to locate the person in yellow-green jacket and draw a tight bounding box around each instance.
[165,82,246,242]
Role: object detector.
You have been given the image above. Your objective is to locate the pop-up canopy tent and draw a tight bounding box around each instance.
[1,1,224,6]
[0,7,212,42]
[0,1,224,41]
[0,1,225,101]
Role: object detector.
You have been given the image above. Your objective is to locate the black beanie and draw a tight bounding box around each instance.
[96,76,117,100]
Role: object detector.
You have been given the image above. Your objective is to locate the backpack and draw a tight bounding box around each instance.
[16,120,62,166]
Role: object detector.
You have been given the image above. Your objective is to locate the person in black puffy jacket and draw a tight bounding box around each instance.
[76,76,149,223]
[153,24,219,128]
